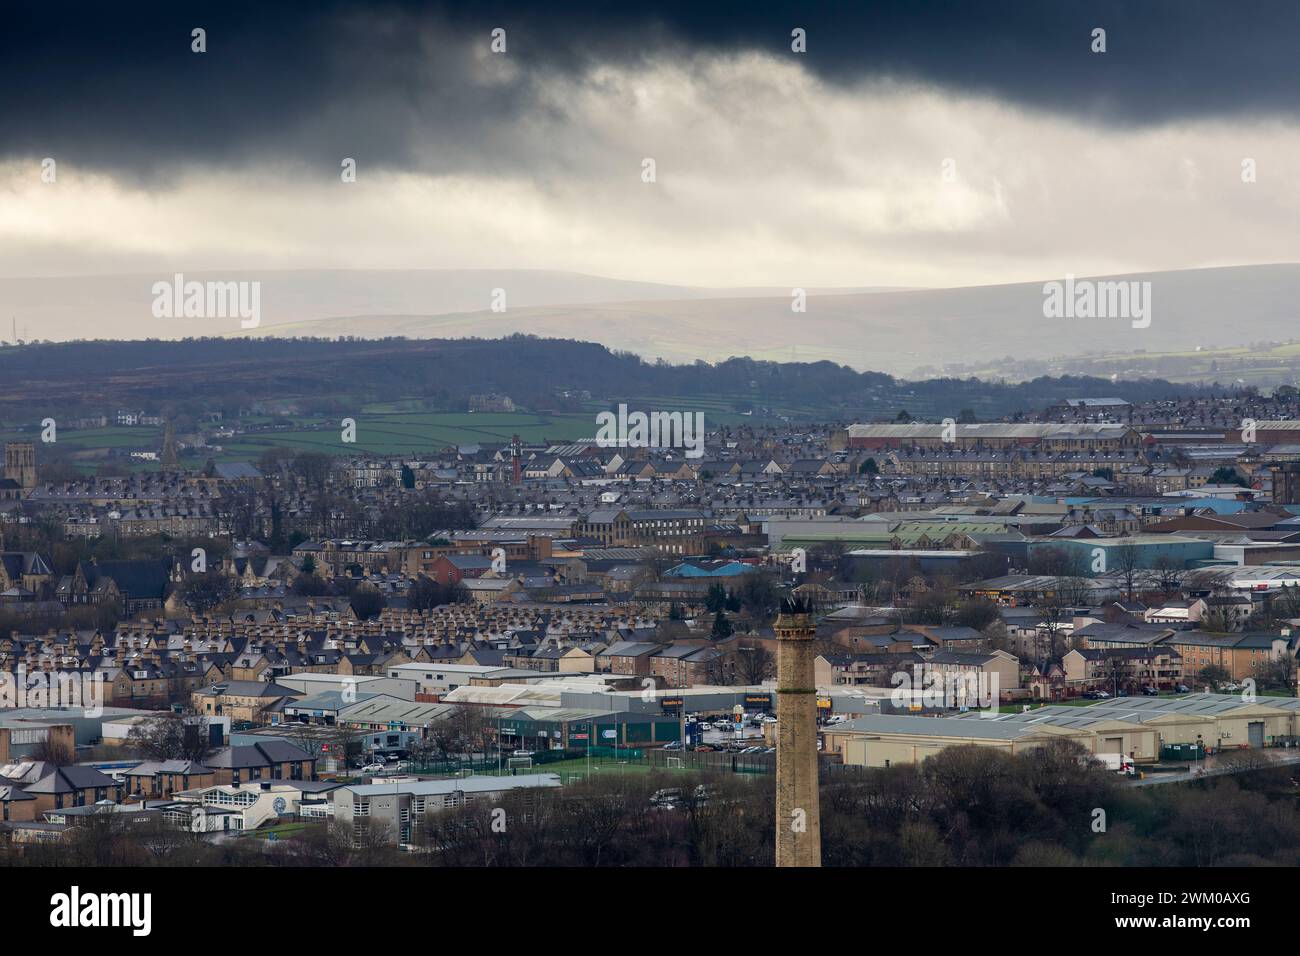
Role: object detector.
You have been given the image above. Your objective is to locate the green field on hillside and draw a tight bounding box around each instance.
[219,411,599,458]
[0,394,820,473]
[0,413,605,468]
[960,340,1300,387]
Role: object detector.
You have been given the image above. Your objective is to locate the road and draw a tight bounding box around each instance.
[1125,749,1300,787]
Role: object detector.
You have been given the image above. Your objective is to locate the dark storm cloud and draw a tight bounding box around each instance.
[3,0,1299,176]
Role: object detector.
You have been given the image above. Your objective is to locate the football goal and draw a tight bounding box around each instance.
[507,756,534,772]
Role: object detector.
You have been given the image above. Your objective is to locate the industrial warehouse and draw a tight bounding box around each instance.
[820,694,1300,767]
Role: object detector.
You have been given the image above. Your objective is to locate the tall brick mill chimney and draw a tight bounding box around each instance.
[774,596,821,867]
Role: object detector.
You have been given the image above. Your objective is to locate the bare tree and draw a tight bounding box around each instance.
[1149,555,1183,596]
[1111,542,1145,601]
[126,713,214,763]
[31,732,76,766]
[1252,655,1298,695]
[406,733,442,767]
[1200,585,1240,633]
[286,819,398,866]
[731,639,775,685]
[427,705,493,760]
[1195,663,1231,689]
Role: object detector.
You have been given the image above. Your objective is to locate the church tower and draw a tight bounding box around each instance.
[161,419,180,473]
[774,596,822,867]
[4,442,36,490]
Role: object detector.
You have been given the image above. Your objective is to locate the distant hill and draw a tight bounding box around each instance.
[237,265,1300,377]
[0,269,904,344]
[0,335,1219,424]
[5,265,1295,379]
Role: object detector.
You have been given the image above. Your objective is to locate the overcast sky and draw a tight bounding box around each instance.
[3,1,1299,288]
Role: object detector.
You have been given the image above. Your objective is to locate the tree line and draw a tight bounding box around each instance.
[7,742,1296,867]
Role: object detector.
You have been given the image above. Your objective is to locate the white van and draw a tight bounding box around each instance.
[1093,753,1135,775]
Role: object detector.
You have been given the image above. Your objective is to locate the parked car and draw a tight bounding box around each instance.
[662,740,683,751]
[824,714,847,725]
[511,750,536,758]
[760,715,778,724]
[359,763,385,774]
[1175,684,1190,693]
[1142,686,1160,696]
